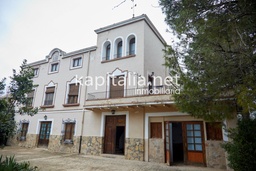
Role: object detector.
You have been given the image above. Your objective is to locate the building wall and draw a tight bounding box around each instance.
[143,21,166,84]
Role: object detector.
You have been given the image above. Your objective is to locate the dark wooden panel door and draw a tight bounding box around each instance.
[183,122,205,165]
[104,117,115,154]
[38,121,52,147]
[104,115,125,154]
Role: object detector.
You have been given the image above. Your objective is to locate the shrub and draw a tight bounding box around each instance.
[0,155,38,171]
[222,119,256,171]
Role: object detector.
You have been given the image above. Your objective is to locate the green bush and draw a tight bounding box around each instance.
[0,155,38,171]
[222,119,256,171]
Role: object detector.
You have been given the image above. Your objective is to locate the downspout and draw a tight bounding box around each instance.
[79,51,92,154]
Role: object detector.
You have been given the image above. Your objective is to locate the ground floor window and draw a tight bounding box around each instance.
[150,122,162,138]
[206,122,223,140]
[20,123,29,141]
[64,123,75,143]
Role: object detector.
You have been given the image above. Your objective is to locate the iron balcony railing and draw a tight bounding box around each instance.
[87,85,171,100]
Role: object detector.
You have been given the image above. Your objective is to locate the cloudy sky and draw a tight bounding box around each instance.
[0,0,173,84]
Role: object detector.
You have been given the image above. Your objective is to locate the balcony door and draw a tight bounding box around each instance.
[109,76,124,98]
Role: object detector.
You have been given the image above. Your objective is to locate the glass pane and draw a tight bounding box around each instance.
[188,144,194,150]
[187,131,193,136]
[194,124,201,130]
[166,130,169,136]
[187,137,194,143]
[195,131,201,137]
[196,144,202,151]
[165,123,168,129]
[166,143,169,150]
[195,138,202,143]
[186,124,193,130]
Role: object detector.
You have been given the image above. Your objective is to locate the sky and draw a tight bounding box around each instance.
[0,0,173,86]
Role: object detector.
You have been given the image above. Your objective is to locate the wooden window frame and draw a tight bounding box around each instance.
[150,122,162,138]
[20,123,29,141]
[67,84,79,104]
[63,123,75,144]
[44,87,55,106]
[206,122,223,141]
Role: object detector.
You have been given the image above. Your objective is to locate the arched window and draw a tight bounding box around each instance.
[102,41,111,61]
[129,38,135,55]
[106,44,111,60]
[117,41,122,58]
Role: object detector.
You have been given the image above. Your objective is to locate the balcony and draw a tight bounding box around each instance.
[85,86,175,109]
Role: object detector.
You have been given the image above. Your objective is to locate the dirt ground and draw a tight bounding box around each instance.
[0,146,224,171]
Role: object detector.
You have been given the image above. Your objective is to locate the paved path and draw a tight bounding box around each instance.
[0,146,224,171]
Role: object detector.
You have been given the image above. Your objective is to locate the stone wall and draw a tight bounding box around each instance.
[148,138,165,163]
[80,136,103,155]
[48,135,80,153]
[205,140,227,169]
[16,134,38,148]
[125,138,144,161]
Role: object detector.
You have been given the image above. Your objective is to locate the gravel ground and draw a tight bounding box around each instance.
[0,146,224,171]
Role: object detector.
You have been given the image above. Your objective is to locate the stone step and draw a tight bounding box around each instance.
[100,153,125,159]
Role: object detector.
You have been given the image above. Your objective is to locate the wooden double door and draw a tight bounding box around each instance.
[165,121,206,166]
[104,115,125,154]
[38,121,52,147]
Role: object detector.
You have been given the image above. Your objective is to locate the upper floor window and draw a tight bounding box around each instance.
[26,90,35,107]
[117,42,122,58]
[33,68,39,77]
[127,35,136,56]
[50,63,59,72]
[67,83,79,104]
[114,38,123,59]
[44,86,55,106]
[102,41,111,61]
[72,57,82,68]
[106,44,111,60]
[129,38,135,55]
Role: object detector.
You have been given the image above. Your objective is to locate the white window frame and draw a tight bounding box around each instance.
[49,62,59,73]
[126,33,137,56]
[42,81,57,106]
[114,37,124,59]
[101,40,112,61]
[65,77,81,104]
[71,56,82,69]
[33,68,39,77]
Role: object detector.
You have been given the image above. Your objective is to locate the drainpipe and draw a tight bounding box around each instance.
[79,51,92,154]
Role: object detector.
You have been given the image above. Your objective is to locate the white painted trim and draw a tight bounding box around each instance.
[37,109,84,114]
[113,36,124,58]
[107,69,128,98]
[36,119,54,135]
[101,40,112,61]
[144,112,189,139]
[100,111,129,138]
[125,33,137,55]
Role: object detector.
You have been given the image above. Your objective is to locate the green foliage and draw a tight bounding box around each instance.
[0,60,38,146]
[0,155,38,171]
[222,119,256,171]
[159,0,256,120]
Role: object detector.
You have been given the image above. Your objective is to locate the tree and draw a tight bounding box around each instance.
[159,0,256,121]
[222,118,256,171]
[159,0,256,170]
[0,60,38,146]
